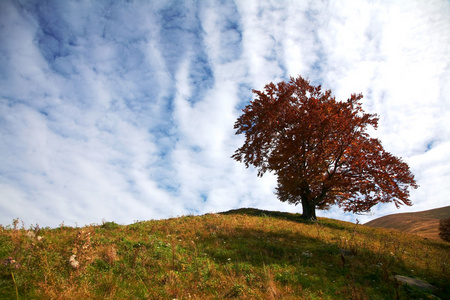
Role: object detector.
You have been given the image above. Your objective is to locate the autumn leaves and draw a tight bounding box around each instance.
[232,76,417,220]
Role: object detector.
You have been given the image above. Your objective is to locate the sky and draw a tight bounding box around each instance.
[1,0,449,228]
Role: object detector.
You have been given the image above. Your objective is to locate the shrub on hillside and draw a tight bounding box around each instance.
[439,217,450,242]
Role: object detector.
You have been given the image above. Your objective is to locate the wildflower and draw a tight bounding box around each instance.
[69,254,80,269]
[3,257,15,266]
[26,231,36,239]
[302,252,312,257]
[3,257,21,269]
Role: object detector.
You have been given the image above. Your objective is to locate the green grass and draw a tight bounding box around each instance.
[1,209,449,299]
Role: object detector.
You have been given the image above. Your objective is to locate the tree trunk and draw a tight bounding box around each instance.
[301,200,317,221]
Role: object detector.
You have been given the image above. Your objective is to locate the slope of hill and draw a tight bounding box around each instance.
[1,208,449,299]
[365,206,450,241]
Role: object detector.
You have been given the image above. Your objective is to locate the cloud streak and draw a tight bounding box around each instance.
[1,0,449,227]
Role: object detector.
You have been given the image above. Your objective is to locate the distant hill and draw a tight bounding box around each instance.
[364,206,450,241]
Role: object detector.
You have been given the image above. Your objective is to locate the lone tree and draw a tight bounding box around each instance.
[232,76,418,220]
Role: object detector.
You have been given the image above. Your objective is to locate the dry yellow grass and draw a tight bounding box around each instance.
[1,209,449,299]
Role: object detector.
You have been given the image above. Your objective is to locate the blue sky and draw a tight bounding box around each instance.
[1,0,449,228]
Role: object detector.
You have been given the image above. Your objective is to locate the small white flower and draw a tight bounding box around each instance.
[69,254,80,269]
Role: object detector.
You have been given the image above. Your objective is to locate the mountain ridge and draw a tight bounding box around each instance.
[364,205,450,241]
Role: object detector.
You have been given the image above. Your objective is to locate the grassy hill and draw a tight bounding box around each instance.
[365,206,450,241]
[1,208,449,299]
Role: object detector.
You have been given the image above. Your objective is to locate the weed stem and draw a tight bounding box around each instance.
[11,272,19,300]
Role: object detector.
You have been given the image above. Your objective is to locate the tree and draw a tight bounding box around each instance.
[232,76,418,220]
[439,218,450,242]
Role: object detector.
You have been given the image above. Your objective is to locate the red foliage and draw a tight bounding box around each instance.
[232,76,418,220]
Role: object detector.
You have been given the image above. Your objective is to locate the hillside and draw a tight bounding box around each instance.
[365,206,450,241]
[1,208,449,299]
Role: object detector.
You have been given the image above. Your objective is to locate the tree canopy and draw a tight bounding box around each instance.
[232,76,418,220]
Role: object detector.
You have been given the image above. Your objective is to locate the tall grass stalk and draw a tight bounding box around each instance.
[11,272,19,300]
